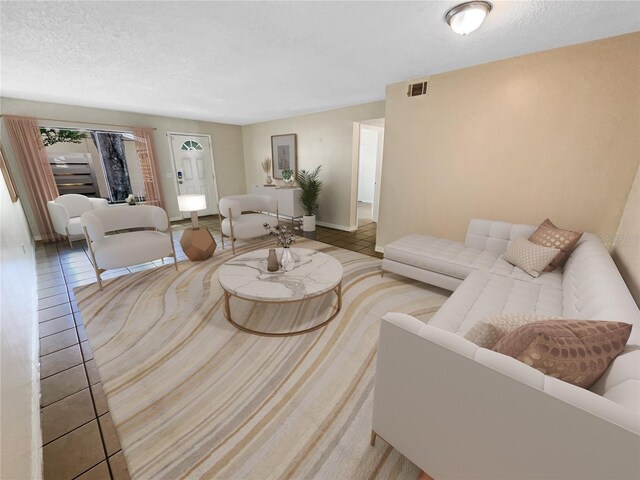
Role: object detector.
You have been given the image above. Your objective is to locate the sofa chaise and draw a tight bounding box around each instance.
[373,219,640,479]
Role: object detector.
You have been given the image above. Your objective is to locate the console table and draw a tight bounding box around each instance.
[252,185,304,221]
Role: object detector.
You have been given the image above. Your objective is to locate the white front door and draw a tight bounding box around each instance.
[168,133,219,217]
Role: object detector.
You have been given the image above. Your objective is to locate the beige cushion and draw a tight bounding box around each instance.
[528,218,583,272]
[464,313,564,349]
[493,320,632,388]
[502,238,559,277]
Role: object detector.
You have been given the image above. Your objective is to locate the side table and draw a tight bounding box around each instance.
[180,227,217,261]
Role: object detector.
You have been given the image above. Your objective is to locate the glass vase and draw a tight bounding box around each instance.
[280,247,295,271]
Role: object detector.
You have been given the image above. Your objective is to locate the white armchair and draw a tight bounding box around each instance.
[218,194,278,254]
[47,194,108,247]
[81,205,177,290]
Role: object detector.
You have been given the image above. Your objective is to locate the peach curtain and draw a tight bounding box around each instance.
[133,128,165,209]
[4,115,60,242]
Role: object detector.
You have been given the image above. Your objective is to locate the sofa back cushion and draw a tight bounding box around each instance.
[561,233,640,411]
[219,195,277,219]
[81,205,169,241]
[464,219,536,255]
[55,194,92,218]
[562,234,639,327]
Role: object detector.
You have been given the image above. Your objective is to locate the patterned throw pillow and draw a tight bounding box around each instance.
[502,238,559,277]
[528,218,583,272]
[464,313,564,349]
[493,319,632,388]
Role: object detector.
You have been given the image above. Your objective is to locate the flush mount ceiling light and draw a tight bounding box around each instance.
[446,1,492,35]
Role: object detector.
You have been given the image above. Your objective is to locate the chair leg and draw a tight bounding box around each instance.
[65,228,73,248]
[83,226,103,290]
[218,211,225,250]
[232,238,236,255]
[370,430,377,446]
[95,269,103,291]
[167,227,178,271]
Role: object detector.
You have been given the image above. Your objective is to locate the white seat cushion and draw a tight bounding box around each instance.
[93,231,172,270]
[429,271,564,335]
[221,213,278,239]
[66,217,84,236]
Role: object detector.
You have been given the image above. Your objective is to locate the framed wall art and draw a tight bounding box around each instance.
[271,133,297,180]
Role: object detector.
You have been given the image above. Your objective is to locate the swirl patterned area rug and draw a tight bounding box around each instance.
[76,238,448,479]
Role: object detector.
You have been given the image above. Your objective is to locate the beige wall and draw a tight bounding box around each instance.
[242,102,385,229]
[378,33,640,250]
[0,97,246,235]
[613,165,640,306]
[0,171,41,478]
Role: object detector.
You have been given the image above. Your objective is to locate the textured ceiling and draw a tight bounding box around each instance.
[1,1,639,125]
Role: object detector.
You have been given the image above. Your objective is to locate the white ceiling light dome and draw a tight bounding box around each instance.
[446,1,492,35]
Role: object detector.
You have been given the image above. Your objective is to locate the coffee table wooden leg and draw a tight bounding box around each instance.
[224,290,231,320]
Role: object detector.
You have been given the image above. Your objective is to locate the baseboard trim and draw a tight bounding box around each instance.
[316,221,357,232]
[375,245,384,253]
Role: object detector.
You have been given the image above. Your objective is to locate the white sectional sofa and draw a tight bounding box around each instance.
[373,219,640,479]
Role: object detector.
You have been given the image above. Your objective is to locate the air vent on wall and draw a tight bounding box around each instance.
[407,81,428,97]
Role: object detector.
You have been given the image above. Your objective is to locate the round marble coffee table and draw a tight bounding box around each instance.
[218,248,344,337]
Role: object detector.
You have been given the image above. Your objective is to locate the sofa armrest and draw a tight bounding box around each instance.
[80,211,105,242]
[90,198,109,209]
[372,315,640,479]
[150,207,169,231]
[47,201,70,235]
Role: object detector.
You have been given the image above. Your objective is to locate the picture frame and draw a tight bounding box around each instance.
[0,143,19,202]
[271,134,297,180]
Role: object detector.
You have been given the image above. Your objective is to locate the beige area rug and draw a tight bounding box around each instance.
[76,239,449,480]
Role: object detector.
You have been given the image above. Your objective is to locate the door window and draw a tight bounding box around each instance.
[180,140,204,151]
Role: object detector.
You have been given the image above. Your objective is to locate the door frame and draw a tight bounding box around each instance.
[166,132,220,218]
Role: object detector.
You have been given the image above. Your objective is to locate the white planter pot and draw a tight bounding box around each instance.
[302,215,316,232]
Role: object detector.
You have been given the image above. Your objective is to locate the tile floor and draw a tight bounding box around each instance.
[36,215,379,479]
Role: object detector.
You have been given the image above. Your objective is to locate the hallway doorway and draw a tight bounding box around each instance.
[353,118,384,229]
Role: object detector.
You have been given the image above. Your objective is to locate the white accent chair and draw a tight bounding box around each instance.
[373,219,640,479]
[218,194,279,254]
[47,194,109,247]
[81,205,177,290]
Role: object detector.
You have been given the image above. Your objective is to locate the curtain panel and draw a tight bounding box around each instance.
[4,115,60,242]
[133,128,165,209]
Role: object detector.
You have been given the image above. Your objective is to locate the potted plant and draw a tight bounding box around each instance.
[282,169,294,185]
[296,166,323,232]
